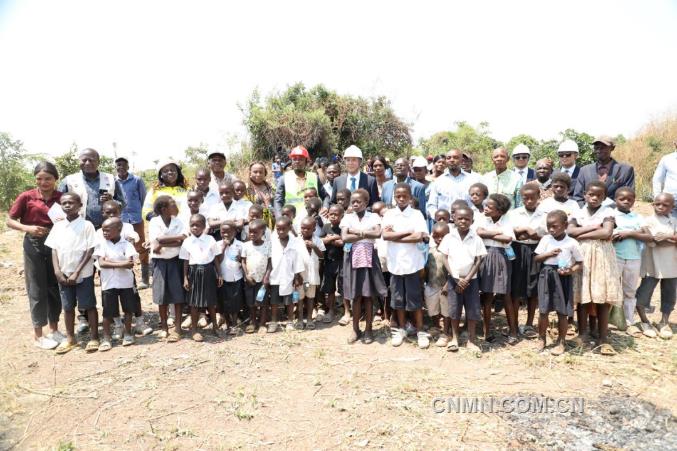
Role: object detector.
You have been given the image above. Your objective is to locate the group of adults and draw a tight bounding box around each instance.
[8,135,677,348]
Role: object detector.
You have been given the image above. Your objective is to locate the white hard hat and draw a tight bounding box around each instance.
[344,145,363,159]
[511,144,531,157]
[557,139,579,154]
[412,156,428,168]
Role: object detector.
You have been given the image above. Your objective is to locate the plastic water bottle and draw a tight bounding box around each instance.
[291,290,300,303]
[557,254,569,269]
[343,242,352,252]
[255,286,266,303]
[504,246,516,261]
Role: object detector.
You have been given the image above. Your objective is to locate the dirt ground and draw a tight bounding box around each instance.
[0,215,675,450]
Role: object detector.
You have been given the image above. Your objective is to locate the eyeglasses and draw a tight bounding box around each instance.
[513,155,529,160]
[558,153,573,158]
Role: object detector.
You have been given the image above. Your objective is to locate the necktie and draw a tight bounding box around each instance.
[350,176,356,191]
[519,170,524,180]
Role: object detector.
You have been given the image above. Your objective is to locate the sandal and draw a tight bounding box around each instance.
[658,324,673,340]
[167,331,181,342]
[338,315,351,326]
[507,336,519,346]
[158,330,168,339]
[362,330,374,345]
[626,324,642,338]
[550,343,565,356]
[192,332,204,342]
[55,341,78,355]
[306,320,316,330]
[98,339,112,352]
[245,324,256,334]
[522,326,538,339]
[639,322,658,338]
[599,343,617,356]
[447,342,459,352]
[485,334,497,343]
[85,340,99,353]
[266,322,278,333]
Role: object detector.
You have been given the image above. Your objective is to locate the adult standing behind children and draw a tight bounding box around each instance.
[115,156,149,288]
[573,136,635,207]
[482,147,523,208]
[553,140,581,196]
[274,145,329,216]
[652,139,677,218]
[427,149,472,218]
[330,145,380,208]
[245,161,276,230]
[381,158,427,216]
[7,162,65,350]
[207,151,236,194]
[141,159,189,221]
[511,144,536,185]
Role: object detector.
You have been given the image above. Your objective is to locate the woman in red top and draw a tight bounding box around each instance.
[7,161,64,350]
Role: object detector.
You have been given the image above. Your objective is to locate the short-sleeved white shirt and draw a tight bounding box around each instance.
[178,209,208,236]
[95,222,139,247]
[534,234,584,267]
[241,240,272,283]
[270,235,304,295]
[45,216,97,278]
[207,201,248,223]
[507,207,546,244]
[640,214,677,278]
[217,239,244,282]
[537,197,580,219]
[148,216,185,259]
[381,206,429,275]
[94,238,138,290]
[298,235,326,285]
[339,211,381,244]
[438,228,487,279]
[179,233,220,265]
[571,204,615,227]
[475,214,515,248]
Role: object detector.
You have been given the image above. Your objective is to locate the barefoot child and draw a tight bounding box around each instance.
[507,183,546,339]
[439,206,485,352]
[425,222,451,347]
[476,193,516,344]
[319,205,344,324]
[216,221,245,334]
[46,193,98,354]
[241,219,272,333]
[635,193,677,340]
[298,217,326,329]
[567,182,623,355]
[148,195,186,341]
[180,214,222,341]
[534,210,583,355]
[382,183,430,349]
[268,216,304,333]
[94,217,138,351]
[341,189,387,344]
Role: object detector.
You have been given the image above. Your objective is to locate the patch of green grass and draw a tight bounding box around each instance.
[56,441,75,451]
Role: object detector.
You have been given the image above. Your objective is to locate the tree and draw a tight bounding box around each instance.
[183,143,209,169]
[54,142,115,178]
[241,83,412,161]
[0,132,37,209]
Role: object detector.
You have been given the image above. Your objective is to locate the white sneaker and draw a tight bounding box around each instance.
[122,332,135,346]
[35,336,59,350]
[181,316,192,329]
[391,328,405,347]
[135,318,153,336]
[47,330,67,344]
[197,315,208,328]
[417,331,430,349]
[404,322,417,337]
[285,322,295,332]
[315,309,325,322]
[76,318,89,334]
[112,324,123,341]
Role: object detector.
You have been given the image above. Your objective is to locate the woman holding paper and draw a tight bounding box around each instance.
[7,161,66,350]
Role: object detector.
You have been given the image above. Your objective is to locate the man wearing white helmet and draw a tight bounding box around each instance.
[511,144,535,185]
[330,145,379,207]
[553,139,580,195]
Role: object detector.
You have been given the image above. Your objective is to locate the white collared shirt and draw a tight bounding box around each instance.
[381,206,428,275]
[653,152,677,198]
[438,228,487,279]
[537,197,580,219]
[149,216,186,259]
[298,235,326,285]
[560,165,576,177]
[513,166,529,185]
[426,170,472,218]
[475,213,515,248]
[95,222,139,246]
[241,240,272,283]
[507,207,546,244]
[201,189,222,213]
[179,233,220,265]
[208,201,248,223]
[339,211,381,244]
[217,239,244,282]
[270,235,304,295]
[571,204,615,227]
[535,234,584,266]
[94,238,138,290]
[45,216,97,278]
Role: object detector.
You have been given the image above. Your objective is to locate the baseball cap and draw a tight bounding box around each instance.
[593,136,615,147]
[412,156,428,168]
[207,151,226,159]
[114,156,129,163]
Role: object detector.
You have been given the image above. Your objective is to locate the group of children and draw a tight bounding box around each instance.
[45,170,676,356]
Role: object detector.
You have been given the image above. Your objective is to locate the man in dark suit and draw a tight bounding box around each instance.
[381,157,426,215]
[511,144,536,185]
[573,136,635,206]
[552,139,580,195]
[330,145,380,207]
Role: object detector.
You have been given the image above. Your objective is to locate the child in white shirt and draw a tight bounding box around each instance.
[298,216,326,330]
[216,221,245,334]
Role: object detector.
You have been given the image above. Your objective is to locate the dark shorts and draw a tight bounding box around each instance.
[270,285,294,306]
[320,259,343,295]
[243,281,263,307]
[59,275,97,312]
[447,277,481,321]
[102,287,137,318]
[389,273,423,311]
[219,279,244,314]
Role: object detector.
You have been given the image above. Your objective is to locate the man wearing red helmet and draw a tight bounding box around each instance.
[274,145,329,216]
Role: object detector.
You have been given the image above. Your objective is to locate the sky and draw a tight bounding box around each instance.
[1,0,676,170]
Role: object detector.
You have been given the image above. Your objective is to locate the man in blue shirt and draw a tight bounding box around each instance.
[115,156,149,288]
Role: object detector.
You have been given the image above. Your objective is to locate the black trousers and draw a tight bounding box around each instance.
[23,234,61,327]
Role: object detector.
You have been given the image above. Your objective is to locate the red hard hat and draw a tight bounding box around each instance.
[289,145,310,159]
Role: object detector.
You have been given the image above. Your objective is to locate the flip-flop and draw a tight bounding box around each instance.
[447,342,459,352]
[167,331,181,342]
[626,325,642,338]
[522,326,538,339]
[245,324,256,334]
[362,331,374,345]
[600,343,617,356]
[98,340,112,352]
[338,315,351,326]
[658,324,673,340]
[85,340,99,353]
[507,336,519,346]
[639,322,658,338]
[485,334,497,343]
[55,341,78,355]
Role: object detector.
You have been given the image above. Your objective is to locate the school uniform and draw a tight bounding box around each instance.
[269,235,304,305]
[216,238,244,313]
[178,210,206,236]
[179,234,220,308]
[298,235,326,300]
[507,207,546,299]
[149,216,186,305]
[94,238,138,319]
[207,201,248,240]
[320,223,344,296]
[44,216,97,311]
[424,246,449,317]
[613,209,645,324]
[475,214,516,295]
[339,212,388,301]
[95,222,140,246]
[241,240,272,306]
[438,228,487,321]
[635,214,677,315]
[537,197,580,219]
[382,206,428,311]
[534,234,584,316]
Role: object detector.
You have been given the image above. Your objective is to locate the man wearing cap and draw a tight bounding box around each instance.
[652,140,677,217]
[411,156,432,196]
[274,145,329,215]
[511,144,536,185]
[428,149,472,217]
[381,158,426,215]
[460,152,482,184]
[115,156,150,288]
[553,139,580,195]
[330,145,379,207]
[207,151,235,194]
[573,136,635,206]
[482,147,523,208]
